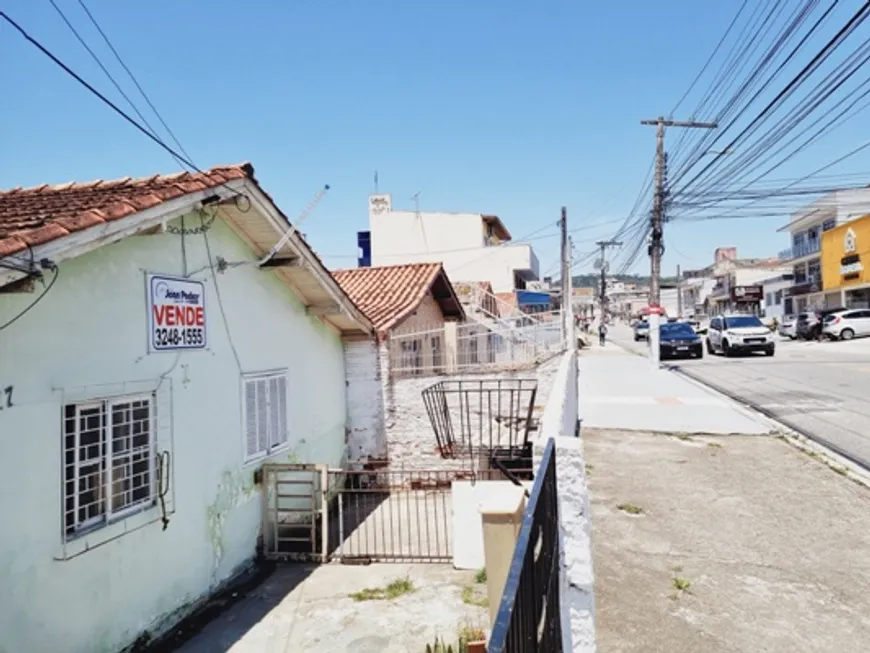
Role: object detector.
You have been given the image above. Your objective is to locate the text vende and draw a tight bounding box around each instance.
[153,305,205,327]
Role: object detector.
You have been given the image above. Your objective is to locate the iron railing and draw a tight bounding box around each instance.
[488,438,562,653]
[262,465,533,563]
[387,310,565,378]
[422,379,538,470]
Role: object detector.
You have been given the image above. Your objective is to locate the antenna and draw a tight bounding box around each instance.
[374,170,379,194]
[259,184,331,265]
[410,190,429,253]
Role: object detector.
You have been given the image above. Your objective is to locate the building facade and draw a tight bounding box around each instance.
[821,214,870,309]
[778,189,870,313]
[761,274,795,320]
[0,165,373,653]
[361,193,539,293]
[684,248,788,316]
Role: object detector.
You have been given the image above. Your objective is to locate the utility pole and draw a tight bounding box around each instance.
[595,240,622,321]
[641,117,716,365]
[676,264,683,319]
[560,207,570,347]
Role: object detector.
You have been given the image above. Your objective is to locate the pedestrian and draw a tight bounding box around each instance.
[598,321,608,346]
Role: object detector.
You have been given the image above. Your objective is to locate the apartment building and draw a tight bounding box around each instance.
[357,193,540,294]
[778,188,870,313]
[684,247,789,316]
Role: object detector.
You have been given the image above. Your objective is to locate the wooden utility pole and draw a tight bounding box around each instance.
[676,264,683,319]
[595,240,622,319]
[640,117,717,307]
[641,117,716,366]
[560,207,570,345]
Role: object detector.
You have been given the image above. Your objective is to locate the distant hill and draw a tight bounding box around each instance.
[569,273,677,288]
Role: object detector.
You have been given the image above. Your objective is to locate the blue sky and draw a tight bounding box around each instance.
[3,1,870,278]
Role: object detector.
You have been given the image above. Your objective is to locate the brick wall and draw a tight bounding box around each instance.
[344,338,387,464]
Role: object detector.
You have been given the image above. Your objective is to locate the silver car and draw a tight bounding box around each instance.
[778,315,797,339]
[821,309,870,340]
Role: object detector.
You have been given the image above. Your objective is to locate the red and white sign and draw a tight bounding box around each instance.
[146,273,207,352]
[644,304,666,316]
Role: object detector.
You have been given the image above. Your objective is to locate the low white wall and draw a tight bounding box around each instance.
[533,350,596,653]
[451,480,533,570]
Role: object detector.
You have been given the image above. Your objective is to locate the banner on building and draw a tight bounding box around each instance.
[731,285,763,302]
[146,273,207,352]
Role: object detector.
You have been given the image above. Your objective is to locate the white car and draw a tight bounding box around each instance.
[778,315,797,339]
[706,314,775,357]
[821,309,870,340]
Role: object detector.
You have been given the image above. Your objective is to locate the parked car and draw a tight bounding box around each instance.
[796,307,846,340]
[821,308,870,340]
[659,322,703,359]
[633,320,650,341]
[706,314,775,357]
[778,314,797,339]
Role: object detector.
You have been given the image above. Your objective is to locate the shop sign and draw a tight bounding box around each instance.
[731,285,763,302]
[840,228,863,280]
[146,273,207,352]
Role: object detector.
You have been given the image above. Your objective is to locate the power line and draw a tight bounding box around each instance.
[74,0,194,163]
[0,11,198,171]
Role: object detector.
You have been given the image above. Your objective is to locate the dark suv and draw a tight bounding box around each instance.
[796,308,846,340]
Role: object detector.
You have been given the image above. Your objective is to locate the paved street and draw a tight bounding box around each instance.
[608,324,870,467]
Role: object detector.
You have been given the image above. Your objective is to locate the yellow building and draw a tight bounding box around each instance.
[821,214,870,308]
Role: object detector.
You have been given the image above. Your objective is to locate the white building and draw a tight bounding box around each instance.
[0,164,374,653]
[363,193,539,294]
[761,274,795,320]
[778,188,870,313]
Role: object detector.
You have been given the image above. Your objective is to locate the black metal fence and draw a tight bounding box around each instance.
[488,438,563,653]
[421,379,538,468]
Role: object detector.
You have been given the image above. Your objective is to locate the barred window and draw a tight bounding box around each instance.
[63,396,155,537]
[243,372,289,461]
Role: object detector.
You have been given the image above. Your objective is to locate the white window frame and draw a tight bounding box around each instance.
[242,370,290,463]
[63,393,156,540]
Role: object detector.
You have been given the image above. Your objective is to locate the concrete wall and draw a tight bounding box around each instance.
[533,350,596,653]
[0,215,349,653]
[344,339,387,464]
[382,355,562,471]
[368,197,538,293]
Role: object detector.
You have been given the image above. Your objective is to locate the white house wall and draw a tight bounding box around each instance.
[369,207,538,292]
[0,215,348,653]
[344,339,386,463]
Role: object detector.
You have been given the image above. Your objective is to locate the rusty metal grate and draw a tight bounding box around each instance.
[421,379,538,469]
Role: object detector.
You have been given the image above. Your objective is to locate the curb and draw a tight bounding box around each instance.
[673,365,870,474]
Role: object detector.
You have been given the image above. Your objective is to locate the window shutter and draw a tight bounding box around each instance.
[270,375,288,448]
[256,379,269,455]
[244,379,259,458]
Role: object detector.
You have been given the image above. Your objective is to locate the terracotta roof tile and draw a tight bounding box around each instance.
[332,263,446,333]
[0,163,254,258]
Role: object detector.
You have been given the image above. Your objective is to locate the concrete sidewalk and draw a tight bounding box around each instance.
[579,339,770,435]
[587,429,870,652]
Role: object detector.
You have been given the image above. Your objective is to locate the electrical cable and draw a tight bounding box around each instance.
[0,11,197,171]
[0,266,60,332]
[75,0,195,164]
[199,210,243,372]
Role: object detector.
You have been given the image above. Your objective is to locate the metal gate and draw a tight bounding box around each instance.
[325,468,455,563]
[262,464,525,563]
[261,464,328,562]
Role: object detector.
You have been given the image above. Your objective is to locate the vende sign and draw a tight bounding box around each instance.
[146,273,207,352]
